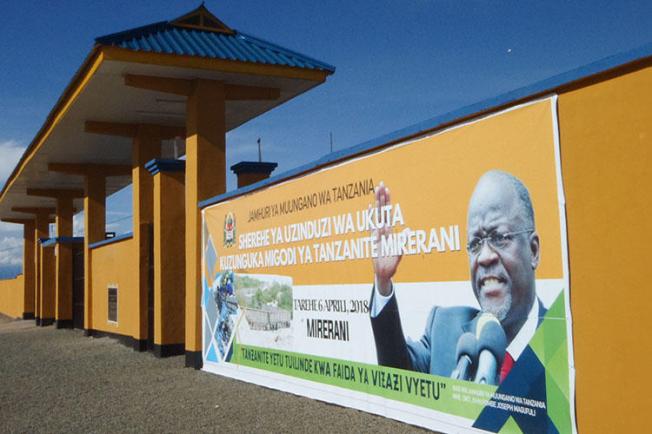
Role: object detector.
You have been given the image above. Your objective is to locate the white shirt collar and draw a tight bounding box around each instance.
[506,298,539,361]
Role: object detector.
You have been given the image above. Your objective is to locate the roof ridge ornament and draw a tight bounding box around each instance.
[170,4,234,34]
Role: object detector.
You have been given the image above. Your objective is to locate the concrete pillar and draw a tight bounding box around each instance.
[83,175,105,333]
[34,212,49,325]
[185,79,226,368]
[22,222,35,319]
[147,159,186,357]
[132,126,161,350]
[39,241,55,326]
[55,197,74,328]
[231,161,278,188]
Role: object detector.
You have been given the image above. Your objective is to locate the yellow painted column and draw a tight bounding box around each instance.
[34,212,49,325]
[185,79,226,368]
[36,242,43,323]
[55,197,73,328]
[152,162,185,357]
[39,243,55,326]
[22,221,35,319]
[84,175,106,333]
[132,126,161,349]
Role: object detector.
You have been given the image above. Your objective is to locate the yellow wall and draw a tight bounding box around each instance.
[558,63,652,432]
[0,275,25,318]
[90,237,138,337]
[197,64,652,429]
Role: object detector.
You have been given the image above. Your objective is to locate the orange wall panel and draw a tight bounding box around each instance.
[0,275,25,318]
[558,64,652,433]
[90,238,138,337]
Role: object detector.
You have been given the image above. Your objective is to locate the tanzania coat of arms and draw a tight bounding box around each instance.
[223,212,236,247]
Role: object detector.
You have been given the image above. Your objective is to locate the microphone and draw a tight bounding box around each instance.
[451,332,478,381]
[473,313,507,385]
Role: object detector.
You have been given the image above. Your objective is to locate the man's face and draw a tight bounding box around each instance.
[467,177,539,328]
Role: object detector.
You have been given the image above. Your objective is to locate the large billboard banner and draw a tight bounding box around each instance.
[202,97,576,433]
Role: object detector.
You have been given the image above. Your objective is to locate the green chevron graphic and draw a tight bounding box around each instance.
[529,292,572,433]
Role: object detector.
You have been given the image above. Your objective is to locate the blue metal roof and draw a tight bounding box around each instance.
[95,16,335,73]
[199,39,652,209]
[231,161,278,175]
[145,158,186,176]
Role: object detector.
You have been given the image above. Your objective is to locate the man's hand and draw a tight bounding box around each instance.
[372,182,402,296]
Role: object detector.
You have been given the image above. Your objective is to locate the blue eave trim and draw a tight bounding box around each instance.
[0,273,22,280]
[41,238,56,247]
[89,233,133,249]
[39,236,84,247]
[145,158,186,175]
[199,40,652,209]
[57,236,84,244]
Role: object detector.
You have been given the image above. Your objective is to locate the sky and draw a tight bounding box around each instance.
[0,0,651,272]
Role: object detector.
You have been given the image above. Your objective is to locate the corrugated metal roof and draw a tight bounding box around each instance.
[95,20,335,73]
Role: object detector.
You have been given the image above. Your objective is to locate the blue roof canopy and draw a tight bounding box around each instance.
[95,5,335,73]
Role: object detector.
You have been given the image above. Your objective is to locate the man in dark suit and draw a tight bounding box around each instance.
[370,170,545,383]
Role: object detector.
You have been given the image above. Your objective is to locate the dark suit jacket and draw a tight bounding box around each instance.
[370,290,547,377]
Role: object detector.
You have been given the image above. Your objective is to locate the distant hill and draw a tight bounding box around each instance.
[0,266,22,280]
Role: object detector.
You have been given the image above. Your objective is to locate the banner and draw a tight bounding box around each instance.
[201,97,576,433]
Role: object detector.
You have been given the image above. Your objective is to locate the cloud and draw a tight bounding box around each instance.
[107,210,131,217]
[106,215,132,234]
[0,140,26,189]
[0,235,23,266]
[0,221,23,266]
[73,212,84,237]
[0,221,23,235]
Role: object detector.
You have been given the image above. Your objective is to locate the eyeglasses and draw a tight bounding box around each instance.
[466,229,533,255]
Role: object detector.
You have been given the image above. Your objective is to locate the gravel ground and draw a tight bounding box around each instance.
[0,315,431,433]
